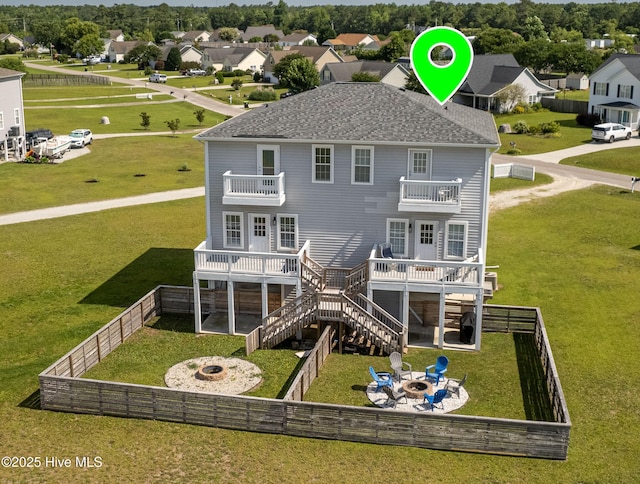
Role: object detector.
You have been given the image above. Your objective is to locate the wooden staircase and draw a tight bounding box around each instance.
[260,257,404,353]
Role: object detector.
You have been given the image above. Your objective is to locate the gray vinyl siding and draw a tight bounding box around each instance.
[207,141,487,268]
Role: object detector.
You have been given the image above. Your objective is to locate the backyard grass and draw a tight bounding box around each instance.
[23,85,155,101]
[556,89,590,101]
[494,109,592,155]
[490,172,553,193]
[25,94,173,106]
[24,100,225,134]
[560,145,640,176]
[0,134,204,214]
[1,186,640,481]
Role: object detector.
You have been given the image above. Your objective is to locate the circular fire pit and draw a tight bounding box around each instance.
[401,379,433,399]
[196,364,227,381]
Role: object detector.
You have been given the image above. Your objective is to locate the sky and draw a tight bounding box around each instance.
[0,0,613,6]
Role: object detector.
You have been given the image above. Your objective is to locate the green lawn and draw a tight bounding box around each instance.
[0,135,204,214]
[1,186,640,481]
[23,85,155,101]
[24,101,225,135]
[490,172,553,193]
[494,109,592,155]
[561,146,640,176]
[557,89,590,101]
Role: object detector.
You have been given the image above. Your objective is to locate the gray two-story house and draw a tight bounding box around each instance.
[192,83,500,351]
[0,67,26,162]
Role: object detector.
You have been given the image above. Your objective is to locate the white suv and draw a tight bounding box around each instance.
[591,123,632,143]
[149,73,167,83]
[69,129,93,148]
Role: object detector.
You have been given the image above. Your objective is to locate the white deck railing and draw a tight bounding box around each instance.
[222,171,285,206]
[368,246,482,285]
[398,177,462,213]
[194,240,310,279]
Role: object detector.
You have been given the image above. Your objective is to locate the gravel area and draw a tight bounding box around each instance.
[367,371,468,414]
[164,356,263,395]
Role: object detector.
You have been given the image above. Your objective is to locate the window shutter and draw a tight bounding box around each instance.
[631,86,634,99]
[617,85,620,97]
[606,83,609,96]
[593,82,596,95]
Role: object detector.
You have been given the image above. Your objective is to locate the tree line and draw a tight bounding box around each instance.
[2,1,640,47]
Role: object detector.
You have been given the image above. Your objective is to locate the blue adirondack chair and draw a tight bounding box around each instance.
[425,355,449,384]
[369,366,393,391]
[424,389,448,411]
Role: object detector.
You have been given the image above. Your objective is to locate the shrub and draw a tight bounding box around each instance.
[233,69,245,77]
[221,71,236,77]
[512,120,529,134]
[154,60,165,71]
[57,54,69,63]
[530,102,543,111]
[248,88,277,101]
[231,78,243,90]
[576,113,601,128]
[528,125,540,135]
[144,66,153,76]
[215,71,224,84]
[538,121,560,134]
[511,104,526,114]
[506,148,522,155]
[253,71,263,83]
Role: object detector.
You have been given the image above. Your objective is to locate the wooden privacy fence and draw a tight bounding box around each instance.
[39,286,571,459]
[540,97,588,114]
[24,74,111,87]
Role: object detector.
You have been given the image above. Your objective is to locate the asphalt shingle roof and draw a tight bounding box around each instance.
[196,83,499,146]
[0,67,25,79]
[591,53,640,82]
[460,54,522,95]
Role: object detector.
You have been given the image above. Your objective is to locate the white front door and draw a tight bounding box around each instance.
[257,145,280,176]
[408,149,432,181]
[415,221,438,260]
[249,214,270,253]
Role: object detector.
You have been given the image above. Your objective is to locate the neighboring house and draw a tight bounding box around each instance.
[455,54,557,112]
[263,45,343,84]
[323,33,380,51]
[107,40,153,63]
[241,25,284,42]
[202,47,266,72]
[192,83,500,352]
[107,30,125,42]
[279,31,317,47]
[182,30,211,43]
[0,68,26,162]
[0,33,24,49]
[158,45,203,66]
[585,38,614,50]
[566,73,589,90]
[588,53,640,128]
[321,61,410,88]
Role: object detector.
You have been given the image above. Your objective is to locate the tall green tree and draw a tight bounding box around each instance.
[124,44,162,66]
[473,28,524,54]
[274,54,319,94]
[165,47,182,71]
[59,17,101,54]
[74,34,104,58]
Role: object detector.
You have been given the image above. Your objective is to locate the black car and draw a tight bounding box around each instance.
[25,128,54,149]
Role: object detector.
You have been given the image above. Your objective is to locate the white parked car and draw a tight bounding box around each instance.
[591,123,632,143]
[149,73,167,83]
[69,129,93,148]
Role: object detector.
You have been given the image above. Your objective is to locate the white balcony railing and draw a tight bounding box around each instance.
[194,240,310,281]
[398,177,462,213]
[222,171,285,206]
[368,246,482,286]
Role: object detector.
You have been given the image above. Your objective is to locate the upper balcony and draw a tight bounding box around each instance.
[398,177,462,213]
[222,171,285,206]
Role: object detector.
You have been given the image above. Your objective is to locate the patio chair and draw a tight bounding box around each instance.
[423,389,448,411]
[445,373,467,398]
[369,366,393,392]
[389,351,413,381]
[379,242,394,259]
[425,355,449,385]
[382,385,408,408]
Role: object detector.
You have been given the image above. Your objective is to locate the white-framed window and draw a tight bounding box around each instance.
[351,146,374,184]
[619,84,633,99]
[277,214,298,250]
[445,221,467,259]
[528,95,537,104]
[594,82,608,96]
[13,108,20,126]
[408,149,432,180]
[223,212,244,248]
[0,112,4,130]
[386,218,409,257]
[312,144,333,183]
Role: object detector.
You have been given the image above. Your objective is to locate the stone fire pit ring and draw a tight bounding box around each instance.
[165,356,262,395]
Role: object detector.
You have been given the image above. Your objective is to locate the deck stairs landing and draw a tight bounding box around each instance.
[260,257,404,353]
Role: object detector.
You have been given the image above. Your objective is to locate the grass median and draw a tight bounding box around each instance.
[561,145,640,176]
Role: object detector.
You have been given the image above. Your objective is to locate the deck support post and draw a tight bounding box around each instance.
[261,282,269,320]
[193,272,202,333]
[228,280,235,335]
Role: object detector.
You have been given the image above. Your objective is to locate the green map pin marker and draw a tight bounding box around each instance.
[410,26,474,106]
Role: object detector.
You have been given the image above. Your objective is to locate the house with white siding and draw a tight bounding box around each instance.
[0,67,26,162]
[588,53,640,128]
[192,83,500,352]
